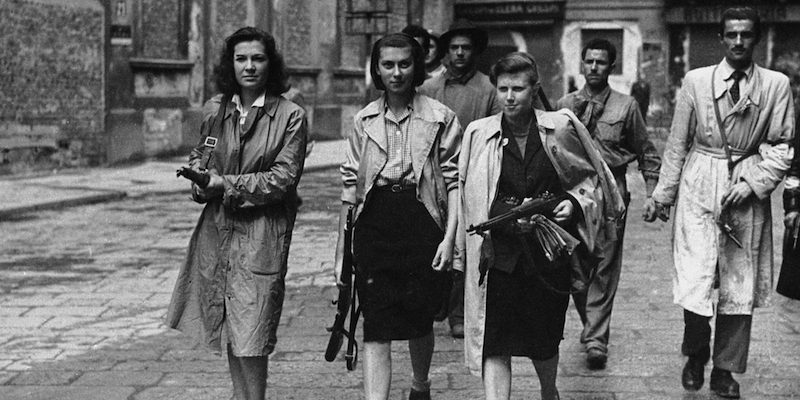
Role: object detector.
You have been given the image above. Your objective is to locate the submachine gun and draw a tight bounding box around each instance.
[467,192,569,236]
[324,207,360,371]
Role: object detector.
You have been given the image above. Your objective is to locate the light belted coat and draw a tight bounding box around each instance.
[454,109,624,376]
[340,93,462,229]
[652,60,794,316]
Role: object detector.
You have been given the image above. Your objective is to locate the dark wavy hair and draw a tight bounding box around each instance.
[719,7,762,43]
[490,52,539,87]
[370,33,427,91]
[582,38,617,65]
[213,27,288,96]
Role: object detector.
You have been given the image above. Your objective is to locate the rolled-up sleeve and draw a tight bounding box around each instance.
[438,112,463,192]
[652,81,696,206]
[626,103,662,183]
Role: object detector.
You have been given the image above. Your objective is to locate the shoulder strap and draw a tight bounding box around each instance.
[711,66,764,179]
[198,95,230,169]
[711,65,737,179]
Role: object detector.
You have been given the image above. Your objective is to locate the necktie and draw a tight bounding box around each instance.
[730,70,745,104]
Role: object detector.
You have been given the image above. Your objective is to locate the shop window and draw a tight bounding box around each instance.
[580,29,623,75]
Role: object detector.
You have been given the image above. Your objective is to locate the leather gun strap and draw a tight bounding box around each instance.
[200,95,230,169]
[711,65,736,179]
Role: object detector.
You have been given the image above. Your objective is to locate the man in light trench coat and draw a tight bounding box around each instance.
[649,7,794,399]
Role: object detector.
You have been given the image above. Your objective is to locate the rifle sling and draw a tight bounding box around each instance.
[517,230,595,296]
[710,65,762,180]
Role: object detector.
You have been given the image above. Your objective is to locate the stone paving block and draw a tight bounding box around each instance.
[72,370,163,386]
[160,349,221,362]
[8,370,81,385]
[1,316,49,329]
[159,371,229,387]
[0,371,17,385]
[0,306,29,316]
[57,348,164,363]
[134,386,232,400]
[0,349,62,362]
[0,386,136,400]
[268,371,364,389]
[10,358,116,372]
[559,376,649,393]
[756,378,800,395]
[265,387,368,400]
[113,360,226,373]
[40,316,97,329]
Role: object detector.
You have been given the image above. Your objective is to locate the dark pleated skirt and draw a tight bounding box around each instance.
[483,256,571,360]
[352,186,447,341]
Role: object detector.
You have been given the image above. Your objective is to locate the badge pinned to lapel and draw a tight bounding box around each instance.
[501,137,509,147]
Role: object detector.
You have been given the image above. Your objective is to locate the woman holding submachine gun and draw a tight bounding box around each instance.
[167,27,307,400]
[456,52,623,400]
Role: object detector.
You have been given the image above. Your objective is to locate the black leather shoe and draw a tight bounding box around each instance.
[682,357,705,391]
[710,367,740,399]
[586,348,607,370]
[409,388,431,400]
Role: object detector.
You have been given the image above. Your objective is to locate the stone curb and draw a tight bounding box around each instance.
[0,190,127,220]
[0,162,339,220]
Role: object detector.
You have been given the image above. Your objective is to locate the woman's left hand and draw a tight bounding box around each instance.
[431,239,454,272]
[552,199,574,223]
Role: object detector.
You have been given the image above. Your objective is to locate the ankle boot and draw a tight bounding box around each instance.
[710,367,740,399]
[681,356,705,391]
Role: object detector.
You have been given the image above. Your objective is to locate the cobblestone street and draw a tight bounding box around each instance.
[1,167,799,399]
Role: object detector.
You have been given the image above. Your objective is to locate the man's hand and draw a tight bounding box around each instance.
[721,181,754,209]
[786,211,800,228]
[644,199,670,222]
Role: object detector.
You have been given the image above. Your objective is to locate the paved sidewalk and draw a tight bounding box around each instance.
[0,139,346,219]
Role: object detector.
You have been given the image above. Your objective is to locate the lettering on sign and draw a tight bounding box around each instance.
[455,1,566,22]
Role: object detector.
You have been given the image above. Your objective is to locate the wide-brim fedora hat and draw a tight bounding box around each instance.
[440,18,488,54]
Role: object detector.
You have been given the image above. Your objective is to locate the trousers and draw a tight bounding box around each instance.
[682,309,752,373]
[571,170,629,353]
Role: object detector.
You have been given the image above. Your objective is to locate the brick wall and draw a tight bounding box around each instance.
[0,0,105,170]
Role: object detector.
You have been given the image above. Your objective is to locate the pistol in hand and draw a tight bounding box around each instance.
[176,166,210,189]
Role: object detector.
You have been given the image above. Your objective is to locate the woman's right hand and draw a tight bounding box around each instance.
[195,170,224,199]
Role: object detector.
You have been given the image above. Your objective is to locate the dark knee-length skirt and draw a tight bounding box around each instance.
[484,258,571,361]
[352,186,447,342]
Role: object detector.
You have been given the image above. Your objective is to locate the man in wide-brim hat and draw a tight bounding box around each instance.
[439,18,489,56]
[419,18,500,339]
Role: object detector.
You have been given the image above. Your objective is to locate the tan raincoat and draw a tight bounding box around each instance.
[454,109,624,375]
[652,60,794,316]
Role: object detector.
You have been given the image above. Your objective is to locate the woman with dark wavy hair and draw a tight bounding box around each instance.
[166,26,307,400]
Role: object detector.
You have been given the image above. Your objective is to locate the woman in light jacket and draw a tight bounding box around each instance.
[455,52,623,400]
[335,33,461,400]
[166,27,307,400]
